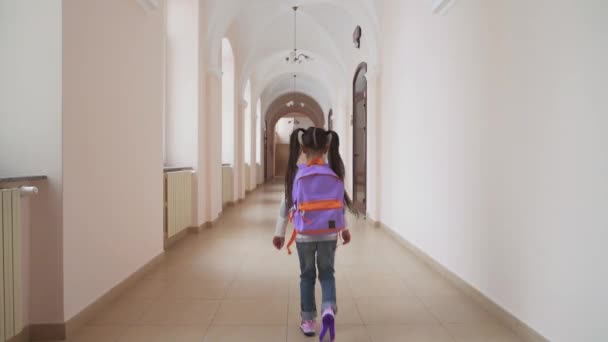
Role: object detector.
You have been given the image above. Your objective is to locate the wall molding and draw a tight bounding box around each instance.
[371,220,549,342]
[29,324,65,342]
[7,327,29,342]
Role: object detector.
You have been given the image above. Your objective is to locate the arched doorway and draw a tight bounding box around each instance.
[264,92,326,180]
[353,62,367,213]
[273,114,316,177]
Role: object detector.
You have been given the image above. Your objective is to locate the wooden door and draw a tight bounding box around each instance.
[353,63,367,213]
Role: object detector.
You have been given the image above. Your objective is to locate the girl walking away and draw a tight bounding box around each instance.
[273,127,358,341]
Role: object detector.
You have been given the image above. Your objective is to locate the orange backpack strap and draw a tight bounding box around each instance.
[286,229,298,255]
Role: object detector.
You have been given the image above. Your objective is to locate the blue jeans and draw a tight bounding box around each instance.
[296,241,337,320]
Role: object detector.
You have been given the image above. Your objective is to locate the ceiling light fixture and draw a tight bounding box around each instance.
[285,6,312,64]
[286,74,298,107]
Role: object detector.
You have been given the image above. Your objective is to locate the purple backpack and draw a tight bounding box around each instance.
[291,162,346,235]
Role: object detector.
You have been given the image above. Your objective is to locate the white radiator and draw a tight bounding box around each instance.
[0,189,23,342]
[244,163,250,191]
[164,171,193,239]
[222,165,234,205]
[257,163,263,185]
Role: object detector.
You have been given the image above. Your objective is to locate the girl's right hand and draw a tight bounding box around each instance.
[272,236,285,250]
[341,230,351,245]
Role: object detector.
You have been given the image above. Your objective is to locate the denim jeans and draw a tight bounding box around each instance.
[296,241,337,320]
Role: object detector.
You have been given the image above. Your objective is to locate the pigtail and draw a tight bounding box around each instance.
[327,130,359,216]
[285,128,305,209]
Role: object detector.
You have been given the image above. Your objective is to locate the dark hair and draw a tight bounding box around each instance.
[284,127,358,216]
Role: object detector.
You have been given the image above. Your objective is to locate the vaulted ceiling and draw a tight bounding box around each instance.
[203,0,380,122]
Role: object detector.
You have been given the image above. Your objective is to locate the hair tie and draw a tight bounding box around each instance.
[326,131,333,146]
[297,130,304,145]
[312,128,318,147]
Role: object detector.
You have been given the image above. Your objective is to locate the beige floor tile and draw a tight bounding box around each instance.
[367,324,454,342]
[202,325,287,342]
[161,277,232,300]
[67,183,507,339]
[64,326,128,342]
[445,322,523,342]
[347,275,414,298]
[226,276,289,298]
[213,298,288,325]
[138,298,220,325]
[184,262,240,282]
[117,325,206,342]
[403,271,462,297]
[88,297,154,326]
[144,260,192,280]
[123,278,170,300]
[287,324,370,342]
[340,262,397,278]
[421,295,493,324]
[355,296,438,325]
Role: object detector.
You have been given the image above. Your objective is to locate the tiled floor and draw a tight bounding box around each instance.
[61,183,522,341]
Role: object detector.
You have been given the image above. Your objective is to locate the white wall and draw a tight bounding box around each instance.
[165,0,199,167]
[62,0,165,320]
[221,38,236,165]
[0,0,64,324]
[378,0,608,341]
[255,100,262,165]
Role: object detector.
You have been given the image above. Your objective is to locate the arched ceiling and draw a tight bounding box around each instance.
[261,73,331,117]
[266,92,325,130]
[205,0,379,118]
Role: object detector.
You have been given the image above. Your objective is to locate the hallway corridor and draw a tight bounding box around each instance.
[61,183,521,342]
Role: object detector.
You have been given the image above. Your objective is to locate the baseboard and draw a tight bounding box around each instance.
[375,221,549,342]
[7,326,29,342]
[64,252,165,338]
[29,323,65,341]
[189,216,221,233]
[164,227,191,249]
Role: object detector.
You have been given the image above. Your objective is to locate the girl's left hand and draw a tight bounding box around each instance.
[341,230,351,245]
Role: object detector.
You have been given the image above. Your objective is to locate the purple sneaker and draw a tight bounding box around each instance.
[319,308,335,341]
[300,320,316,337]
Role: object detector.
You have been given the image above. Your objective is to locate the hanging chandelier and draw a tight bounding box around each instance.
[286,74,306,108]
[285,6,312,64]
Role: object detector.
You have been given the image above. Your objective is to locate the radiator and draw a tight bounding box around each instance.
[244,163,250,191]
[222,165,234,205]
[257,163,263,185]
[164,171,193,239]
[0,189,23,342]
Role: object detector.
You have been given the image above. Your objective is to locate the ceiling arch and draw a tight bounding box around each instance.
[265,92,325,127]
[260,72,332,113]
[204,0,380,122]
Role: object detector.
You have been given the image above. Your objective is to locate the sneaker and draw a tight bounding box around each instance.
[300,320,316,337]
[319,308,335,341]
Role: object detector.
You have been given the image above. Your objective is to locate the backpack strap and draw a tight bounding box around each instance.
[286,229,297,255]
